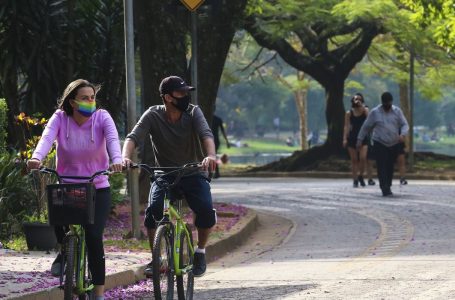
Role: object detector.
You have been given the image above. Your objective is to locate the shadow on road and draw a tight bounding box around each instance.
[194,283,317,299]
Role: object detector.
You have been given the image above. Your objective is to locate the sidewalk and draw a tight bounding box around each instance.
[0,209,258,300]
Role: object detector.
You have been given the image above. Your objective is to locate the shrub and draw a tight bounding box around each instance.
[0,152,35,234]
[109,172,126,209]
[0,99,7,154]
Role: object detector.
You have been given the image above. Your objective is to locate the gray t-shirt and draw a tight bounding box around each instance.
[126,104,214,167]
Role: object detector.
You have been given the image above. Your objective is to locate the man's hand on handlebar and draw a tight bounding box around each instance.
[202,155,217,173]
[122,157,133,169]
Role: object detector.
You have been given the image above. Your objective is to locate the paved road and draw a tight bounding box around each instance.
[196,178,455,299]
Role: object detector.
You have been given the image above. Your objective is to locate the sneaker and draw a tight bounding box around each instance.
[400,177,408,185]
[358,176,366,187]
[50,253,63,277]
[144,260,153,278]
[382,188,393,197]
[193,252,206,277]
[368,179,376,186]
[353,179,359,188]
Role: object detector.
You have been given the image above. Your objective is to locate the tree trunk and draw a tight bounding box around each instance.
[196,0,248,121]
[294,72,308,150]
[324,78,346,153]
[399,82,412,154]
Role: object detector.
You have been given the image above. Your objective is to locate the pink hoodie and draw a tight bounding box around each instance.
[32,109,122,188]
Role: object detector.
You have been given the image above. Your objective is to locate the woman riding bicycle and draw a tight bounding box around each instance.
[27,79,122,300]
[122,75,217,278]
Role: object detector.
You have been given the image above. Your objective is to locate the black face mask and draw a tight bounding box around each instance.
[382,103,392,111]
[171,94,191,112]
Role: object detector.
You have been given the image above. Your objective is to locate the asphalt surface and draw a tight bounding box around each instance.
[195,177,455,299]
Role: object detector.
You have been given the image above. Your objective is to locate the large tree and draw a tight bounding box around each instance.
[244,0,387,170]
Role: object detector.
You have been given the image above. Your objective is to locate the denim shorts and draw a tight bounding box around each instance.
[144,174,216,229]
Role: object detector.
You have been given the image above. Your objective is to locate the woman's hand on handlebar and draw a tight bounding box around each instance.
[110,163,123,173]
[27,158,41,171]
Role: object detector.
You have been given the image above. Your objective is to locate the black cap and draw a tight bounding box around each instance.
[159,76,195,95]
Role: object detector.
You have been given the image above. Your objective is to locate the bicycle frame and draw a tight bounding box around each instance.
[63,224,94,295]
[162,196,195,276]
[131,163,200,277]
[38,167,109,298]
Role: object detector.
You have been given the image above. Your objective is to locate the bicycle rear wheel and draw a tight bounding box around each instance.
[152,224,175,300]
[64,236,77,300]
[176,224,194,300]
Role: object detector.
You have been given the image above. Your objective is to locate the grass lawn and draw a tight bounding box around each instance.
[219,137,300,155]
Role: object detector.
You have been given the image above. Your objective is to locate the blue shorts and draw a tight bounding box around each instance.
[144,175,216,229]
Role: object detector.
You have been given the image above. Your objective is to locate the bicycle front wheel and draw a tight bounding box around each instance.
[176,224,194,300]
[64,236,77,300]
[152,224,175,300]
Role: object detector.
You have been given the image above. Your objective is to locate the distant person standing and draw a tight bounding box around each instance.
[211,114,230,178]
[357,92,409,196]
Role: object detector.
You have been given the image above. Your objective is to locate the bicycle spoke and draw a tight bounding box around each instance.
[177,224,194,300]
[153,225,175,300]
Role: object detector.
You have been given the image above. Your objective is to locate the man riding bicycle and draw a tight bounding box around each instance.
[122,75,217,277]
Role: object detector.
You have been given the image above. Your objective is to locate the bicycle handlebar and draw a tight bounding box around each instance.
[37,167,112,183]
[129,162,202,188]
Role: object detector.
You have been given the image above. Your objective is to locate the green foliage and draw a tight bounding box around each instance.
[0,99,7,153]
[0,152,35,234]
[3,235,27,251]
[109,173,125,208]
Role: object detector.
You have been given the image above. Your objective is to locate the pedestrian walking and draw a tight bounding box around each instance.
[343,93,369,187]
[211,112,230,178]
[357,92,409,196]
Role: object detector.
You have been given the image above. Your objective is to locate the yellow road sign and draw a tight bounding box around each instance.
[180,0,205,11]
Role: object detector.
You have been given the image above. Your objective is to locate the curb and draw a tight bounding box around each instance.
[7,209,259,300]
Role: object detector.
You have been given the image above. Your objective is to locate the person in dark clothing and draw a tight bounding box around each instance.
[357,92,409,197]
[211,114,230,178]
[343,93,369,187]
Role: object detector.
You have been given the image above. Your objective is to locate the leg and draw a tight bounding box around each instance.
[197,227,212,249]
[84,188,111,297]
[374,142,390,195]
[366,144,376,185]
[358,145,368,186]
[387,145,399,189]
[181,175,216,277]
[347,147,359,187]
[143,181,165,276]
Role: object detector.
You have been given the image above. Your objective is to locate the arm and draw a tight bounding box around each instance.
[192,107,216,171]
[220,122,230,147]
[357,110,375,142]
[27,112,60,169]
[122,108,153,166]
[121,138,136,167]
[201,137,217,172]
[101,110,122,172]
[398,108,409,140]
[343,111,350,148]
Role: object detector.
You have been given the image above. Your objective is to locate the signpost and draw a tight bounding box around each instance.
[180,0,205,105]
[179,0,206,11]
[124,0,140,239]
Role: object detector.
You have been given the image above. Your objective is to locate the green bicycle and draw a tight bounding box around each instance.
[131,163,201,300]
[39,167,111,300]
